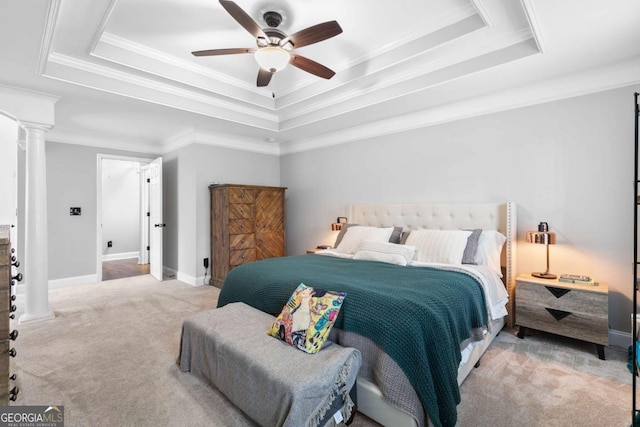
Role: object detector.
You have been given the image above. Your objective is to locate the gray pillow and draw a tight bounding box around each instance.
[462,229,482,264]
[399,230,411,245]
[334,224,402,248]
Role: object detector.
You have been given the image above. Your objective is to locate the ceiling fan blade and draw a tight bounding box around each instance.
[192,47,255,56]
[257,68,274,87]
[289,54,336,79]
[283,21,342,49]
[219,0,268,40]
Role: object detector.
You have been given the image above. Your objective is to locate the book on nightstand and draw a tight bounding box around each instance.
[559,274,596,286]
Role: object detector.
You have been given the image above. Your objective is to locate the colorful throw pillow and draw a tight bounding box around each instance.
[268,283,346,354]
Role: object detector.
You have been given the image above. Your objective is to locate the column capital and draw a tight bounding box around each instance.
[18,121,52,133]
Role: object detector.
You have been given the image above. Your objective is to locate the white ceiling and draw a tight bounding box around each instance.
[1,0,639,155]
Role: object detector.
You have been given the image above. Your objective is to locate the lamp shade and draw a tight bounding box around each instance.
[331,216,348,231]
[254,46,290,73]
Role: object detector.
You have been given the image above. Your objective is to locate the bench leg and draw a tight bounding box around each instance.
[596,344,605,360]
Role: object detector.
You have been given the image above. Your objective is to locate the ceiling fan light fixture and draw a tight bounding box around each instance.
[254,46,290,73]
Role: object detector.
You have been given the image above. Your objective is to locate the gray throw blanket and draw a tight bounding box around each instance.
[177,302,362,427]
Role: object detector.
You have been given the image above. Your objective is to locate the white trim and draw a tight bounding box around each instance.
[162,128,280,156]
[15,274,101,298]
[609,329,631,349]
[47,126,161,154]
[280,58,640,154]
[520,0,547,54]
[102,251,139,262]
[47,53,279,124]
[49,274,99,289]
[163,266,205,287]
[97,32,266,98]
[471,0,494,28]
[37,0,61,75]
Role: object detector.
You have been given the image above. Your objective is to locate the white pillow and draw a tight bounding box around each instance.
[335,226,394,254]
[404,229,472,264]
[476,230,507,277]
[353,241,416,265]
[354,250,408,266]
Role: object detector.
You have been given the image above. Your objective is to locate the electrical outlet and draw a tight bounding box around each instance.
[203,258,209,269]
[107,241,112,248]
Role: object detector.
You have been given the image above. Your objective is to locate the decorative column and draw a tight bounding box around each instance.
[19,122,54,323]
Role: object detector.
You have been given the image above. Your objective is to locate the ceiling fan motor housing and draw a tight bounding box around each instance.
[263,11,282,28]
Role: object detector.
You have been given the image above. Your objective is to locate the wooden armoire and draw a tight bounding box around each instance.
[209,184,286,288]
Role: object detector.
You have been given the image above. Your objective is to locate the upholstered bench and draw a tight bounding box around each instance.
[177,302,361,427]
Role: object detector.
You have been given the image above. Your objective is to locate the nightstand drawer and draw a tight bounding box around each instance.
[517,281,607,316]
[515,274,609,351]
[517,304,608,345]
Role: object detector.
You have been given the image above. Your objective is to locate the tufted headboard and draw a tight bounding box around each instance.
[347,202,517,325]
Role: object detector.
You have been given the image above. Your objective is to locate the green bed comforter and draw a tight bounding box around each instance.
[217,254,488,427]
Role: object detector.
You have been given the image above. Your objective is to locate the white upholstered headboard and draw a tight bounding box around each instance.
[347,202,517,325]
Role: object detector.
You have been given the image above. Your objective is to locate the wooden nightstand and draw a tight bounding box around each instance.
[306,248,325,254]
[515,273,609,360]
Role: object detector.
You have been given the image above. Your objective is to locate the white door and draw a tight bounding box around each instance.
[139,165,150,265]
[149,157,163,281]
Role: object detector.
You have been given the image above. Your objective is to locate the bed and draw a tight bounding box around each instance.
[217,202,516,427]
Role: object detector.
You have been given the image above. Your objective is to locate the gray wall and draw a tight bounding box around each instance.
[45,142,157,280]
[280,86,635,333]
[162,143,280,282]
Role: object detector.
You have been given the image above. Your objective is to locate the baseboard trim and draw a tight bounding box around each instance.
[49,274,99,290]
[162,267,205,287]
[609,329,630,349]
[14,274,99,305]
[102,251,140,262]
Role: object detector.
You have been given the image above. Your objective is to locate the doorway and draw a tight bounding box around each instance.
[96,155,163,282]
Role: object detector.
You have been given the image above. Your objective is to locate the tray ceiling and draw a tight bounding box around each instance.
[1,0,640,154]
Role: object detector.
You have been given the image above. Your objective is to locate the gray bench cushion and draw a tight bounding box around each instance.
[177,302,361,427]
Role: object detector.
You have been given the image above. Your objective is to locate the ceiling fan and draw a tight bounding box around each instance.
[192,0,343,87]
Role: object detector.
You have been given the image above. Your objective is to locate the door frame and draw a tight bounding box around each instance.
[96,154,152,282]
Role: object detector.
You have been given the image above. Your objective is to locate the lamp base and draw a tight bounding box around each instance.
[532,272,557,279]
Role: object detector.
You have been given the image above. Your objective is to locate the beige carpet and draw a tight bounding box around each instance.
[11,275,631,426]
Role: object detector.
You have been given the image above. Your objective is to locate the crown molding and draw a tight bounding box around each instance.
[98,32,267,98]
[471,0,495,28]
[47,126,161,154]
[0,84,59,126]
[520,0,547,54]
[275,2,481,99]
[43,57,640,158]
[161,128,280,156]
[280,57,640,155]
[37,0,61,75]
[47,52,278,123]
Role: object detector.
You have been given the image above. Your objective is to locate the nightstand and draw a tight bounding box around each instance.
[306,248,325,254]
[515,273,609,360]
